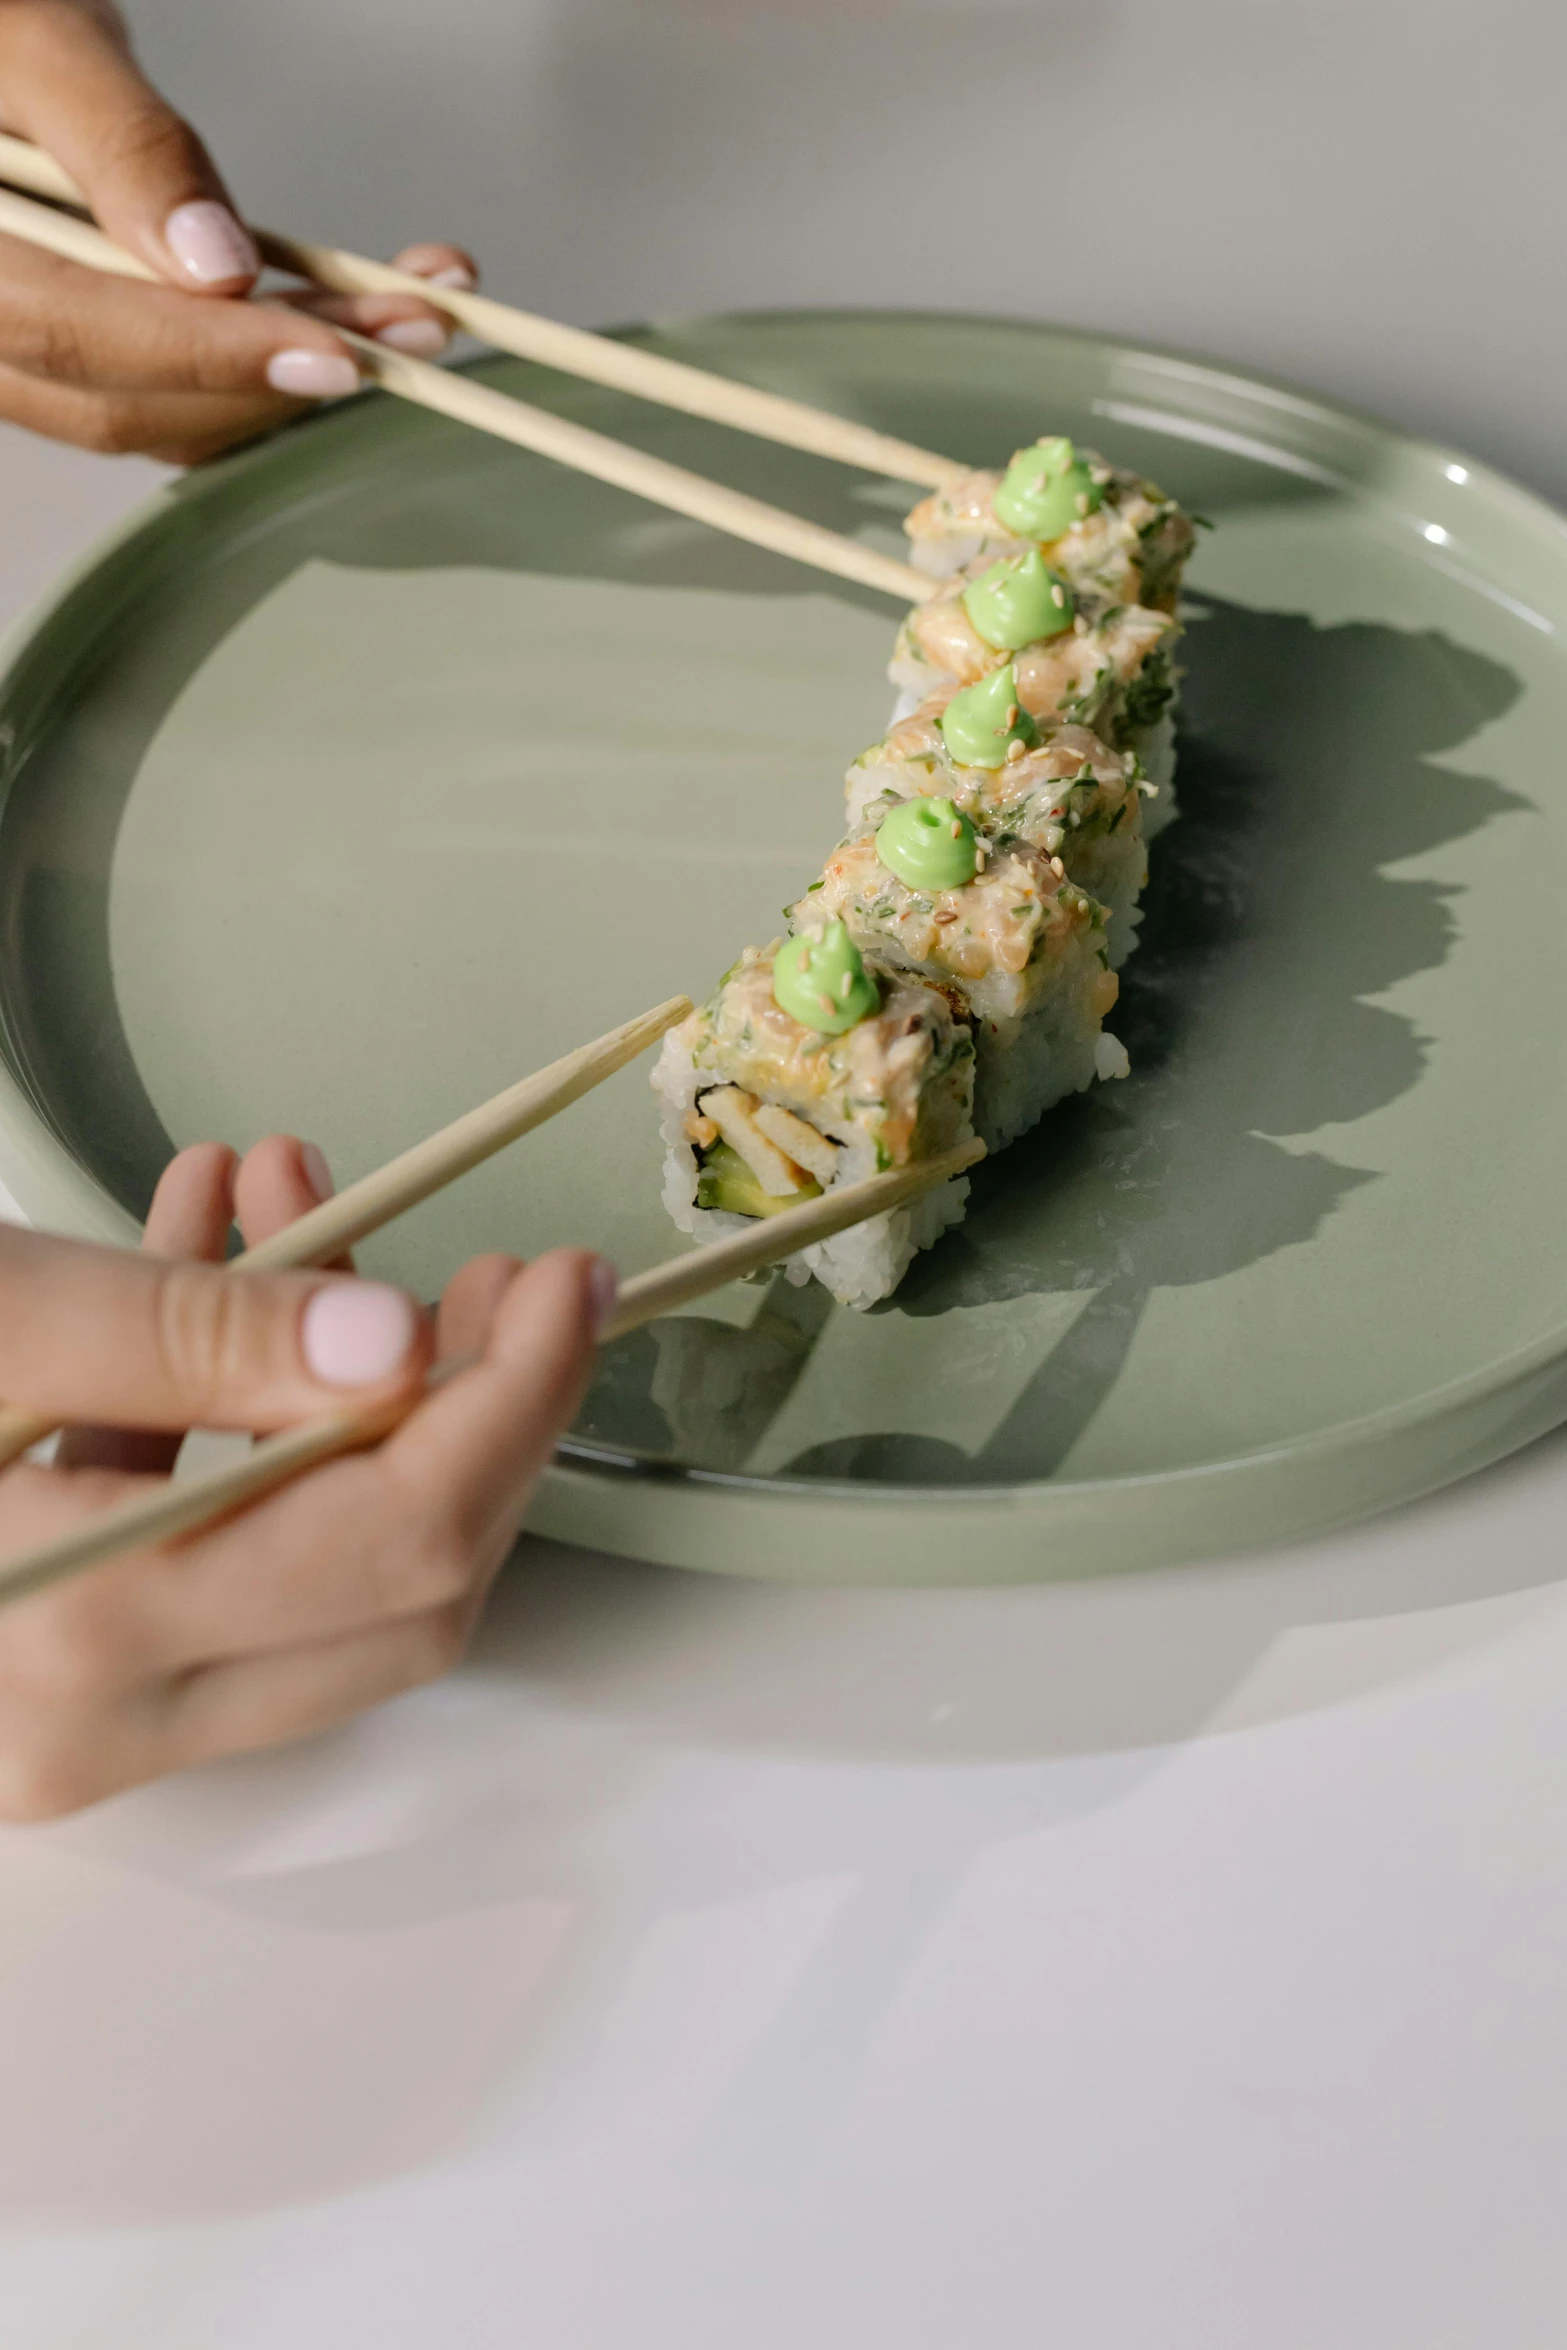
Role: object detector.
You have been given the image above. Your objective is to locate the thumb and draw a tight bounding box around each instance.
[0,1,259,291]
[0,1222,431,1433]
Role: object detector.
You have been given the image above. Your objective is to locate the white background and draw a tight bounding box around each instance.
[2,4,1565,2342]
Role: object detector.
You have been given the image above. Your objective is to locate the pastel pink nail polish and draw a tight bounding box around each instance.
[163,200,259,286]
[426,263,476,291]
[376,317,448,357]
[303,1283,419,1386]
[300,1143,334,1203]
[589,1256,620,1339]
[266,348,362,399]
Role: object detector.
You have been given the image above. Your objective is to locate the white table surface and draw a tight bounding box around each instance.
[4,5,1567,2342]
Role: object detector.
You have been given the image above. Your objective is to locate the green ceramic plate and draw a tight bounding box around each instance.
[0,311,1563,1583]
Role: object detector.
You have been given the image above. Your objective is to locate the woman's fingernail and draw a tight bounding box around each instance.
[376,317,448,357]
[163,199,259,286]
[426,263,476,291]
[266,348,362,399]
[303,1283,420,1386]
[589,1257,620,1340]
[300,1143,334,1203]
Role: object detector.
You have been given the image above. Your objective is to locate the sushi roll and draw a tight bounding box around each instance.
[903,435,1195,609]
[653,926,977,1309]
[651,430,1203,1312]
[887,548,1178,772]
[845,698,1150,967]
[791,791,1126,1153]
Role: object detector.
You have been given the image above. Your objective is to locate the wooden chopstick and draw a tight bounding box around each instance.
[0,129,966,494]
[605,1135,984,1335]
[0,993,692,1474]
[0,183,934,606]
[0,1138,984,1610]
[347,326,934,601]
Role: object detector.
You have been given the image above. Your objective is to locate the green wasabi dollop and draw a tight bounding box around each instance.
[773,919,880,1034]
[876,795,978,892]
[962,548,1074,649]
[992,436,1104,542]
[937,664,1040,770]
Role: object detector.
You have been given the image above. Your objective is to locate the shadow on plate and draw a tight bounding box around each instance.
[578,590,1526,1478]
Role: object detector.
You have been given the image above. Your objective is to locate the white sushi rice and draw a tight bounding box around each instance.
[1085,839,1147,971]
[968,936,1119,1152]
[1137,706,1180,838]
[652,1032,973,1310]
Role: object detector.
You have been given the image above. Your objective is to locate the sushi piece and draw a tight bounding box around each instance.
[653,925,977,1309]
[845,700,1149,968]
[791,793,1125,1153]
[887,549,1178,769]
[903,434,1195,609]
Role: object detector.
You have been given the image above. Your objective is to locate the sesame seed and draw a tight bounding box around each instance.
[1051,856,1065,877]
[1004,705,1019,727]
[1005,738,1025,762]
[1051,584,1065,606]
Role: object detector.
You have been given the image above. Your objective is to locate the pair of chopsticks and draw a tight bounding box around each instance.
[0,130,949,606]
[0,998,984,1606]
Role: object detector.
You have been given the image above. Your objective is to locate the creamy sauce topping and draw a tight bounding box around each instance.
[683,951,972,1169]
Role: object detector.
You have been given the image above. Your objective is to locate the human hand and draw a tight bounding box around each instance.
[0,1134,612,1818]
[0,0,478,460]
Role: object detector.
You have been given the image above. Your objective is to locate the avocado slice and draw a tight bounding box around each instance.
[695,1139,821,1219]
